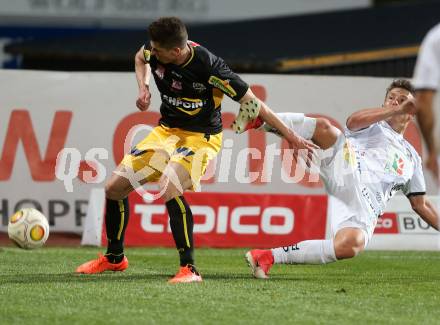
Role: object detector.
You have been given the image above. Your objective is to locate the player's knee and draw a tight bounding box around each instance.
[315,118,333,133]
[334,233,365,259]
[159,174,183,202]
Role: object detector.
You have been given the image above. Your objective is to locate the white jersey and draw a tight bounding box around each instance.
[320,121,426,243]
[345,121,426,215]
[413,22,440,90]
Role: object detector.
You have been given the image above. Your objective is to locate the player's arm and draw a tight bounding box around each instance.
[207,55,318,153]
[238,89,319,154]
[416,90,439,181]
[346,107,395,131]
[413,26,440,181]
[134,46,152,111]
[408,194,440,231]
[416,90,436,153]
[346,97,416,131]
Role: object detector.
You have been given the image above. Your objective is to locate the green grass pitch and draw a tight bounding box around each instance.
[1,247,440,324]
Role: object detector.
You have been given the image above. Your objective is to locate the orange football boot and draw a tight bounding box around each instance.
[168,265,202,283]
[75,253,128,274]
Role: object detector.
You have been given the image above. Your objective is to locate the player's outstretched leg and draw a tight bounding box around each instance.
[76,168,133,274]
[245,240,336,279]
[245,228,365,279]
[235,111,341,150]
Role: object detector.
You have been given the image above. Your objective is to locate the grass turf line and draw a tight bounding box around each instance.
[1,247,440,324]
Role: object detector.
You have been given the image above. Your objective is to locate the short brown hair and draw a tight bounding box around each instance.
[386,79,415,96]
[148,17,188,49]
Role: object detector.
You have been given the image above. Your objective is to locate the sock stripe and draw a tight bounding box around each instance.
[116,199,125,240]
[105,252,124,257]
[175,197,190,248]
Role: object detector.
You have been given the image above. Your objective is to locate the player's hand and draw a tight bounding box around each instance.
[136,86,151,111]
[287,134,319,167]
[426,151,440,185]
[398,98,417,116]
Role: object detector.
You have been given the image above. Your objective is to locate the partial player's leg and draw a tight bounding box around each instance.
[103,160,164,264]
[245,238,337,279]
[245,225,366,279]
[260,112,341,150]
[159,161,202,283]
[75,155,166,274]
[165,130,222,283]
[76,127,171,274]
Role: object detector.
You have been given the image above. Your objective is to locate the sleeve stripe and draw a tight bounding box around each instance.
[406,192,426,198]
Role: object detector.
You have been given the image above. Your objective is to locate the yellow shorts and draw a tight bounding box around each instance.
[121,125,222,186]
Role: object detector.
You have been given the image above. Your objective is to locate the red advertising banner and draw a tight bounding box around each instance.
[103,192,328,248]
[374,213,399,234]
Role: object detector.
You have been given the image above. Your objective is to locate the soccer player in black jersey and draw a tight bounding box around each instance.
[76,17,317,283]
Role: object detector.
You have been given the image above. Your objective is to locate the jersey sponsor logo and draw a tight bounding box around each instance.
[389,183,405,198]
[154,65,165,79]
[192,82,207,93]
[171,79,182,91]
[208,76,237,97]
[162,94,206,115]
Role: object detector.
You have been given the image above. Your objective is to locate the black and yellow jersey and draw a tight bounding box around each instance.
[142,41,249,134]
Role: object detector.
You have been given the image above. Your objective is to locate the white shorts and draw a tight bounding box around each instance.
[320,134,379,247]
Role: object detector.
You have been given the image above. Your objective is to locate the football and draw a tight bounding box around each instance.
[8,208,50,249]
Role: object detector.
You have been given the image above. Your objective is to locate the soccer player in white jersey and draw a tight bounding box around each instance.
[239,79,440,279]
[413,22,440,182]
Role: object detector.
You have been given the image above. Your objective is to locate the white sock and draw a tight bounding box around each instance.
[260,112,317,140]
[271,240,337,265]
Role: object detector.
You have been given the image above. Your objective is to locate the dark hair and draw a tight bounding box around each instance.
[386,79,415,96]
[148,17,188,49]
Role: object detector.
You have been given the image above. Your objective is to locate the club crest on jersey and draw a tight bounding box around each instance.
[385,153,405,176]
[208,76,237,97]
[172,79,182,91]
[155,65,165,79]
[193,82,207,93]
